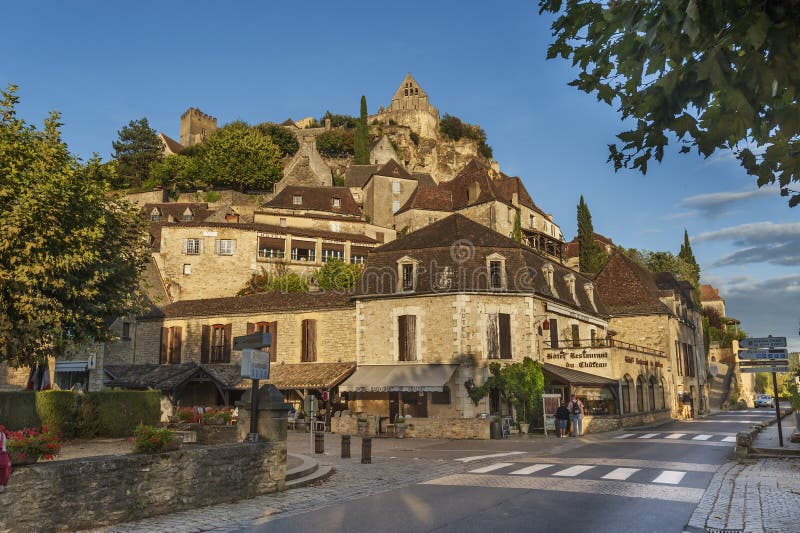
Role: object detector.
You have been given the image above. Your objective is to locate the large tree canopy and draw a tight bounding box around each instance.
[200,121,283,191]
[0,86,149,367]
[539,1,800,206]
[112,117,163,189]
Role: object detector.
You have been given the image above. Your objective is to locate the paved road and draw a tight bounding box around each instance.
[247,409,778,533]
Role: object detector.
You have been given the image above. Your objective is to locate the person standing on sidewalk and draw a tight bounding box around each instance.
[567,395,584,437]
[555,403,570,438]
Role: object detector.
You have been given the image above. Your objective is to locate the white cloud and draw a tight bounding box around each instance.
[694,221,800,267]
[680,186,778,218]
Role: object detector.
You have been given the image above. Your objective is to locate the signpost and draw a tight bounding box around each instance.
[735,336,789,447]
[542,394,561,437]
[236,332,271,442]
[304,395,318,453]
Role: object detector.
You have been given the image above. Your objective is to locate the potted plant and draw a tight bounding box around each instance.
[357,416,368,436]
[175,407,201,424]
[201,407,233,426]
[3,426,62,466]
[296,412,307,432]
[518,419,530,435]
[133,424,180,453]
[395,416,406,438]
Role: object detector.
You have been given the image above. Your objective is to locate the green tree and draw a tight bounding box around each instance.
[255,123,300,157]
[319,111,358,129]
[678,229,700,286]
[149,153,206,192]
[576,195,607,273]
[315,259,363,291]
[201,121,283,191]
[316,130,355,158]
[512,209,522,243]
[238,264,309,295]
[111,117,163,189]
[539,1,800,207]
[0,85,149,367]
[439,113,493,159]
[467,358,545,426]
[354,96,370,164]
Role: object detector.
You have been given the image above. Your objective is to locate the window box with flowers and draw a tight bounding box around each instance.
[2,426,63,466]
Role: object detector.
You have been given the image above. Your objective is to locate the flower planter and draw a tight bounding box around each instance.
[519,423,530,434]
[395,423,406,439]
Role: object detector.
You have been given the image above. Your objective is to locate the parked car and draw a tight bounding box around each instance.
[754,394,775,408]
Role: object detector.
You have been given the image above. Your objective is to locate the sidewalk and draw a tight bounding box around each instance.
[687,413,800,533]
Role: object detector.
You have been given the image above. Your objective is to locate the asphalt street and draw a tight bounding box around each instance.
[250,409,779,533]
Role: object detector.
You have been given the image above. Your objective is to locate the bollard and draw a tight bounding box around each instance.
[314,431,324,454]
[361,436,372,464]
[341,434,351,458]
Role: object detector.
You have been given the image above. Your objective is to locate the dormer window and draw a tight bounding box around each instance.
[541,263,555,294]
[564,273,576,301]
[486,253,507,290]
[150,208,161,222]
[468,182,480,203]
[402,264,414,291]
[293,195,303,205]
[182,208,193,222]
[332,197,341,208]
[584,282,596,310]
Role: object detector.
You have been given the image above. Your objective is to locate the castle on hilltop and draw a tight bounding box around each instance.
[370,73,440,139]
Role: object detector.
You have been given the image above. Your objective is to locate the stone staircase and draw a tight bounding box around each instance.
[285,453,334,489]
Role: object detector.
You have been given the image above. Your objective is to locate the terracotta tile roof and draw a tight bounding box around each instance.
[263,186,361,217]
[700,284,723,302]
[355,214,605,317]
[411,173,436,188]
[565,233,616,259]
[344,165,380,188]
[161,221,379,244]
[593,252,672,315]
[396,186,454,214]
[267,362,357,390]
[149,291,354,319]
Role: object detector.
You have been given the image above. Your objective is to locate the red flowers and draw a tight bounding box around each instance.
[5,427,62,466]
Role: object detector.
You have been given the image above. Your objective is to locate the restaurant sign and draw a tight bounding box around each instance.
[546,351,609,369]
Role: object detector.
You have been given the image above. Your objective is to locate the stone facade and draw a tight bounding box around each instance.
[274,141,333,193]
[0,363,29,390]
[580,409,672,434]
[362,172,417,229]
[331,413,490,439]
[179,107,217,147]
[369,135,398,166]
[0,441,285,532]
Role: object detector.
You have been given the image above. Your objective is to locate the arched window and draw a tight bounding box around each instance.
[622,375,632,414]
[648,377,656,412]
[636,376,645,412]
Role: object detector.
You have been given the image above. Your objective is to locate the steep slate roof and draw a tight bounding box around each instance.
[700,284,723,302]
[162,221,379,244]
[148,291,354,319]
[262,186,361,217]
[396,186,453,214]
[344,164,380,188]
[267,362,356,390]
[355,214,605,317]
[593,252,673,316]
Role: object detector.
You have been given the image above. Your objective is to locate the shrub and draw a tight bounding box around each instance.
[200,407,233,425]
[439,113,493,159]
[88,390,161,437]
[255,122,300,156]
[35,390,79,437]
[316,130,354,158]
[133,424,176,454]
[0,391,40,430]
[2,426,62,465]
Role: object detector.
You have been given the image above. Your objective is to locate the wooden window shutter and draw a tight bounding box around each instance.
[214,239,221,255]
[549,318,559,349]
[398,315,408,361]
[160,327,169,364]
[181,239,188,254]
[499,314,511,359]
[201,325,211,363]
[246,323,255,334]
[269,321,278,362]
[406,315,416,361]
[301,319,308,361]
[572,324,580,347]
[172,326,182,363]
[223,323,233,362]
[487,314,499,359]
[308,320,317,362]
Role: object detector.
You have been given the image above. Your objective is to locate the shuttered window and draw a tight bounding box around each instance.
[571,324,580,348]
[159,326,182,364]
[549,318,559,348]
[202,324,231,363]
[488,314,512,359]
[301,319,317,362]
[398,315,417,361]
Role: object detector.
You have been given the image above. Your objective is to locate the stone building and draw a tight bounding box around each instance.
[594,252,708,417]
[371,73,440,139]
[369,135,398,166]
[273,141,332,194]
[700,284,726,317]
[179,107,217,147]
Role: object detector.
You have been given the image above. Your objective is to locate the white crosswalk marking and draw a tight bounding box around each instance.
[615,434,635,439]
[722,436,737,442]
[665,433,686,439]
[653,470,686,484]
[602,467,640,480]
[692,434,713,441]
[509,464,554,475]
[469,462,513,474]
[553,465,595,477]
[637,433,659,439]
[455,451,526,463]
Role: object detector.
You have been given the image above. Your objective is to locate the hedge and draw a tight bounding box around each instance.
[0,390,161,437]
[0,391,40,430]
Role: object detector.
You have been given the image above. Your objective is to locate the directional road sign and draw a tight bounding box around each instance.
[233,331,271,351]
[738,349,788,360]
[738,337,787,349]
[740,366,791,373]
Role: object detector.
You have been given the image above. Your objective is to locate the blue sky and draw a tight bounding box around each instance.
[3,1,798,349]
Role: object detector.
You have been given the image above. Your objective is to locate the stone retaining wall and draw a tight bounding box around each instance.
[0,441,286,532]
[192,423,238,445]
[582,409,672,434]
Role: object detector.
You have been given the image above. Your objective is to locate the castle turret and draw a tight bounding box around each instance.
[179,107,217,147]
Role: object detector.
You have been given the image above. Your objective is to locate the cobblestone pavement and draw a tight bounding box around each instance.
[686,458,800,533]
[86,434,530,533]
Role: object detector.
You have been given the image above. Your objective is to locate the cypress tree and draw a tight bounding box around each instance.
[354,95,369,164]
[678,229,701,287]
[577,195,606,273]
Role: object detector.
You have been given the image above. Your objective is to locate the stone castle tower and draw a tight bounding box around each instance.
[389,73,438,116]
[179,107,217,147]
[372,73,440,138]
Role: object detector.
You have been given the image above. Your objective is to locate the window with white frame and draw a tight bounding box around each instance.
[182,208,193,222]
[332,197,341,208]
[185,238,201,255]
[293,195,303,205]
[183,264,191,275]
[216,239,235,255]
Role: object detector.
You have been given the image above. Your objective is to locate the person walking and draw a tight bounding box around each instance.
[555,403,570,438]
[567,395,584,437]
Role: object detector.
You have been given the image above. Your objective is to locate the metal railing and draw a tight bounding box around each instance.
[543,338,666,358]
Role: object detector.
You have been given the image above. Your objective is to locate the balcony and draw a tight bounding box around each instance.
[522,228,563,261]
[543,338,666,359]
